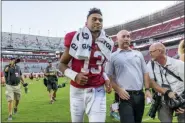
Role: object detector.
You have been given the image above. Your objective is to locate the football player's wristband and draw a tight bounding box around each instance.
[103,72,110,81]
[64,68,78,81]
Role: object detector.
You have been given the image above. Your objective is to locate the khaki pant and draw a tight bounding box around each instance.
[5,84,21,101]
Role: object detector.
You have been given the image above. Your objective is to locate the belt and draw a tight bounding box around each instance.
[126,90,143,95]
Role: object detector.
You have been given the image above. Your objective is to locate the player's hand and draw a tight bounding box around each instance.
[117,88,130,100]
[105,80,112,94]
[75,72,88,85]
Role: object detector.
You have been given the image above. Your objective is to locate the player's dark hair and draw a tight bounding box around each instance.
[87,8,102,19]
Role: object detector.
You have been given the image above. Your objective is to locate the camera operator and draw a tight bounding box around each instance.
[44,60,58,104]
[147,43,184,122]
[4,57,28,121]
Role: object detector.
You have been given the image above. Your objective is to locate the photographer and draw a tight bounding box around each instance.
[44,60,58,104]
[147,43,184,122]
[4,57,28,121]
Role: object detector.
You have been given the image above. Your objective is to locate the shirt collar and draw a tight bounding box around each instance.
[117,48,132,52]
[155,56,172,67]
[165,56,172,67]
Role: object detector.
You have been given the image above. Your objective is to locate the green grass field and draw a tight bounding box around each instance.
[1,77,176,122]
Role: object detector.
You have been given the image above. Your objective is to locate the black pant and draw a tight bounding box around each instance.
[114,92,119,103]
[119,91,145,123]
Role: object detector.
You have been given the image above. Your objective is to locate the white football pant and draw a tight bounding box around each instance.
[70,84,106,122]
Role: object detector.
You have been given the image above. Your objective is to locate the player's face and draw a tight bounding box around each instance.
[86,13,103,33]
[118,31,131,49]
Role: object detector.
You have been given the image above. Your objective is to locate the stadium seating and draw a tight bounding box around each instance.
[131,17,184,40]
[133,34,184,48]
[1,32,64,51]
[167,48,178,57]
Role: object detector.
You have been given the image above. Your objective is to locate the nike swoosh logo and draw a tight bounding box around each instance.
[97,89,103,92]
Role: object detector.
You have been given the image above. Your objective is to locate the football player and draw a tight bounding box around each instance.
[59,8,113,122]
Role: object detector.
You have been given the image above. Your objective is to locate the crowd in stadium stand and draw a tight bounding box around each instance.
[2,55,56,61]
[131,17,184,40]
[2,33,65,51]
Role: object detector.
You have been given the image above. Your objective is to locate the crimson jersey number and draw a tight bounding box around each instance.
[82,51,105,74]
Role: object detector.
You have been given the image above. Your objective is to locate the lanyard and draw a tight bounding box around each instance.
[159,65,172,90]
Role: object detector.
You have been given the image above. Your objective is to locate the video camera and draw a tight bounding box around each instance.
[148,92,162,119]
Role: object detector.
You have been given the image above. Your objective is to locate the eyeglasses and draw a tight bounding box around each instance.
[149,49,160,54]
[122,35,130,38]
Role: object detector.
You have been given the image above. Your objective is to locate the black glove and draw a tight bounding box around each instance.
[23,83,28,87]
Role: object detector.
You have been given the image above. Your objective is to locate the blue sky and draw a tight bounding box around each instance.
[2,1,177,37]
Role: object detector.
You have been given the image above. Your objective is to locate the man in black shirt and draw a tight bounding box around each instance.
[45,60,58,104]
[4,57,28,121]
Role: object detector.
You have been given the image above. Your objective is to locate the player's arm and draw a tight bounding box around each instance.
[59,47,72,74]
[59,47,85,82]
[59,32,74,74]
[58,32,76,80]
[59,32,88,84]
